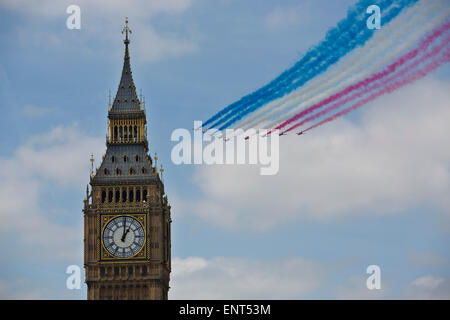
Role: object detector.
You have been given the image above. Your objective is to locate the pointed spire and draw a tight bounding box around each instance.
[111,18,140,112]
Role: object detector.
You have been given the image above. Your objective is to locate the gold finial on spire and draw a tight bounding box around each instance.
[160,164,164,182]
[122,17,132,44]
[89,153,95,178]
[108,89,111,111]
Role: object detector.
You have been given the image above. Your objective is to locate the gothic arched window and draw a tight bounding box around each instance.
[129,189,134,202]
[136,189,141,202]
[143,189,147,202]
[142,266,147,275]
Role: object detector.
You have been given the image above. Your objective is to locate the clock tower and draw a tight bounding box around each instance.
[83,19,171,300]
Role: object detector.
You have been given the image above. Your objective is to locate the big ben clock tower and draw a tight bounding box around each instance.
[83,19,171,300]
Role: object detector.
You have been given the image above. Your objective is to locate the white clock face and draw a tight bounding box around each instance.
[103,216,145,258]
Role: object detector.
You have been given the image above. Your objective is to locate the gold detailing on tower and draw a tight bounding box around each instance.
[159,164,164,182]
[90,153,95,178]
[107,118,147,144]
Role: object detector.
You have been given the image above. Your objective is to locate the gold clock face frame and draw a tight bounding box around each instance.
[100,213,148,262]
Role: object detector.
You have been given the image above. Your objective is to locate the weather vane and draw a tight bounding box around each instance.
[122,17,132,43]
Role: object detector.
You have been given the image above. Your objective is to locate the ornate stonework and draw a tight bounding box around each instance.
[83,19,171,300]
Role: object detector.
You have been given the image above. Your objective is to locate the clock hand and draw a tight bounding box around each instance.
[121,228,131,242]
[121,217,127,242]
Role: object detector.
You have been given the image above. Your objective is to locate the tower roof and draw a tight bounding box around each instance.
[91,18,159,186]
[91,144,156,184]
[111,18,141,112]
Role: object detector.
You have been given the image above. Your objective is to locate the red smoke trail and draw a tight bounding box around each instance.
[269,21,450,135]
[303,50,450,133]
[280,33,450,135]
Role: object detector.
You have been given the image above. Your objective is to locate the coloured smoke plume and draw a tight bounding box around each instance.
[201,0,418,130]
[303,48,450,133]
[243,1,448,132]
[276,23,450,134]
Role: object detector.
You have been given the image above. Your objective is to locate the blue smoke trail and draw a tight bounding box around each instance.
[203,0,377,128]
[216,0,420,130]
[203,0,418,130]
[213,0,420,130]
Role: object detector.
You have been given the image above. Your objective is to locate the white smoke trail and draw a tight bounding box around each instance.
[247,0,448,131]
[237,0,448,132]
[266,3,450,131]
[208,0,400,129]
[237,0,434,130]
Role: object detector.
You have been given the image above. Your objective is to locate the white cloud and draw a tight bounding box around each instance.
[22,104,57,117]
[408,252,449,267]
[405,275,450,299]
[336,276,387,299]
[0,278,50,299]
[0,0,194,18]
[181,78,450,230]
[266,4,310,30]
[14,123,104,186]
[0,123,103,261]
[0,276,84,299]
[1,0,198,62]
[170,256,324,299]
[131,20,198,62]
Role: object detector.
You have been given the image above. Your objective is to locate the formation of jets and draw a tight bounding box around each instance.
[279,130,306,136]
[193,128,307,138]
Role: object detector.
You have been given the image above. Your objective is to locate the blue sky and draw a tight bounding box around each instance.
[0,0,449,299]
